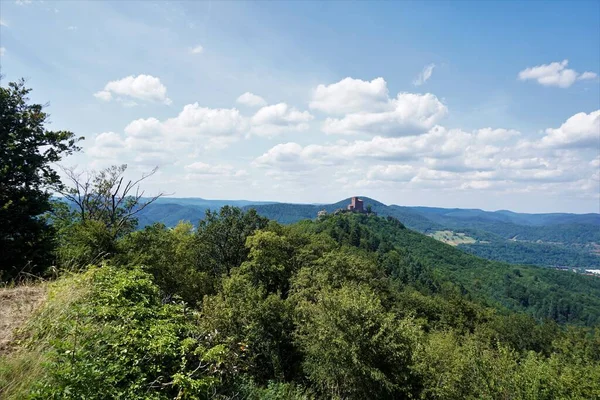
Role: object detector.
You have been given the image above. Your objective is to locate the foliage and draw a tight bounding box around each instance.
[459,240,600,268]
[0,79,81,280]
[2,266,237,399]
[2,209,600,398]
[294,283,421,399]
[50,164,164,269]
[195,206,269,276]
[307,213,600,326]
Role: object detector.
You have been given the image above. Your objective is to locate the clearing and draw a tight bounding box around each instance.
[429,230,477,246]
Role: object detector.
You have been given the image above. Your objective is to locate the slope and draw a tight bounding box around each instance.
[301,213,600,326]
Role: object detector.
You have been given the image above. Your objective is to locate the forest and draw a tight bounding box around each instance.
[2,81,600,399]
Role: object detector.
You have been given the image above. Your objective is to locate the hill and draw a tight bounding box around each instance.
[301,213,600,325]
[130,197,600,270]
[2,211,599,398]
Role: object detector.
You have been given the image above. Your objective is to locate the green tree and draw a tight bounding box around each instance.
[0,79,81,280]
[52,164,163,268]
[294,283,421,399]
[196,206,269,277]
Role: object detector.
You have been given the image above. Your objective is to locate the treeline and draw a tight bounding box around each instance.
[307,214,600,326]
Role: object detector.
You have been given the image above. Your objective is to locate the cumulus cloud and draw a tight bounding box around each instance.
[87,96,316,168]
[518,60,597,88]
[413,64,435,86]
[539,110,600,148]
[86,132,126,159]
[236,92,267,107]
[253,116,597,196]
[254,127,476,170]
[367,164,416,182]
[94,74,172,105]
[476,128,520,142]
[123,103,247,154]
[189,45,204,54]
[322,93,448,136]
[250,103,313,136]
[578,71,598,81]
[310,77,389,115]
[310,77,447,136]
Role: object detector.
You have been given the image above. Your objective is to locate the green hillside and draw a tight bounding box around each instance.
[2,210,599,399]
[301,214,600,326]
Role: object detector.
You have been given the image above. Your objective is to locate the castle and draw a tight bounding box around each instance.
[317,196,375,219]
[347,196,364,212]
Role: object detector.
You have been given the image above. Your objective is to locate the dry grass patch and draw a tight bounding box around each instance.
[0,284,48,354]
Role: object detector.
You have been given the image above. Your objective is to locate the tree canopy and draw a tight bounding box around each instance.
[0,79,81,280]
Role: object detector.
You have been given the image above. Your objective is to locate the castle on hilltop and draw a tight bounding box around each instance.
[317,196,376,219]
[347,196,364,212]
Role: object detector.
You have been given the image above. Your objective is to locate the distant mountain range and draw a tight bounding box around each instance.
[135,196,600,269]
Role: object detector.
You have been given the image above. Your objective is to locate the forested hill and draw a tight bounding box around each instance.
[306,214,600,326]
[132,196,600,269]
[241,198,600,269]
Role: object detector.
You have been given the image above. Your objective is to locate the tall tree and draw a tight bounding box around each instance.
[0,79,81,280]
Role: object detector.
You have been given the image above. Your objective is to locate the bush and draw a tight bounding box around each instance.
[2,266,237,399]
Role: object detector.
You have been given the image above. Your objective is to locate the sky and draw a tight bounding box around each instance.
[1,0,599,213]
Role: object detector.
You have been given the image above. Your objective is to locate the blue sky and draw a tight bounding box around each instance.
[1,0,599,212]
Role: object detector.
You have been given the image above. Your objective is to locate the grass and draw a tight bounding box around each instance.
[0,273,90,398]
[0,284,47,354]
[428,230,477,246]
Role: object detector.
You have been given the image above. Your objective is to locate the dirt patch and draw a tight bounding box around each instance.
[0,285,47,354]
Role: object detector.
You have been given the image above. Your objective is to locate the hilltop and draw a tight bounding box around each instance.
[132,196,600,270]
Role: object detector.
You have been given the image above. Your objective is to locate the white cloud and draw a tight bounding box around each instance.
[0,19,8,27]
[253,118,598,197]
[15,0,32,5]
[310,77,447,136]
[168,103,246,137]
[250,103,313,137]
[0,48,5,57]
[124,117,163,138]
[518,60,596,88]
[120,103,247,156]
[578,71,598,81]
[540,110,600,148]
[310,77,389,114]
[367,164,416,182]
[236,92,267,107]
[189,45,204,54]
[94,91,112,101]
[67,26,77,31]
[94,74,172,105]
[476,128,520,142]
[86,132,126,159]
[413,64,435,86]
[322,92,448,136]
